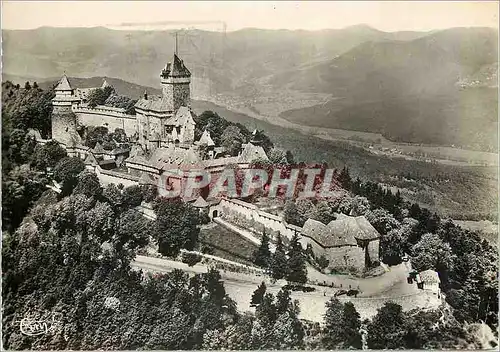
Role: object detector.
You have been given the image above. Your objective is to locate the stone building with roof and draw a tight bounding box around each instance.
[51,74,81,145]
[134,54,195,151]
[300,213,380,274]
[416,269,441,296]
[48,52,268,195]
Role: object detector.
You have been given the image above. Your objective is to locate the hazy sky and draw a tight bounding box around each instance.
[2,1,498,32]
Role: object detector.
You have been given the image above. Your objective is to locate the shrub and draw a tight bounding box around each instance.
[181,252,202,267]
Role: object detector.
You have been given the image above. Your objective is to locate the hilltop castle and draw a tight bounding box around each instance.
[48,53,381,275]
[50,53,268,193]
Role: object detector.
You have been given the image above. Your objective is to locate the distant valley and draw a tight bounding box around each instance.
[3,25,497,151]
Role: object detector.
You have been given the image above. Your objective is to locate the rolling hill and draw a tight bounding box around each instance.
[277,27,498,151]
[2,25,426,96]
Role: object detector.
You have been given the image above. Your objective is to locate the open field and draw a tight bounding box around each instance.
[198,223,258,266]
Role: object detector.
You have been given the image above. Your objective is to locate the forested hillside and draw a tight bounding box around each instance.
[2,80,498,350]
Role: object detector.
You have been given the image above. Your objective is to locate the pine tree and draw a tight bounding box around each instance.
[305,242,315,260]
[250,282,267,307]
[33,81,39,89]
[271,234,288,280]
[24,81,31,90]
[275,288,291,315]
[367,302,407,349]
[253,231,272,269]
[255,293,277,325]
[322,298,344,348]
[286,234,307,284]
[342,302,362,349]
[272,309,305,349]
[339,166,351,190]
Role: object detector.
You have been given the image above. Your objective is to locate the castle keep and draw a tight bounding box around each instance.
[135,54,195,151]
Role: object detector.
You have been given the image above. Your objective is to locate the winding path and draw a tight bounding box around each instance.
[132,255,441,322]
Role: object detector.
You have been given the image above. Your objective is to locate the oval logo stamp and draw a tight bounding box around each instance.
[19,318,49,336]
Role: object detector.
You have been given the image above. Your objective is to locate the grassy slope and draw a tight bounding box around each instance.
[198,224,258,266]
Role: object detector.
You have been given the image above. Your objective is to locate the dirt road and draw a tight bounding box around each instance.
[132,255,440,322]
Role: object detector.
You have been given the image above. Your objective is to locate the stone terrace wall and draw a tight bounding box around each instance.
[92,165,140,188]
[367,239,380,266]
[74,106,136,136]
[213,198,302,243]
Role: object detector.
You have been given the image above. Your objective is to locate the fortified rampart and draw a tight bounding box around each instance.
[209,197,380,275]
[73,105,136,135]
[210,198,302,243]
[83,164,140,188]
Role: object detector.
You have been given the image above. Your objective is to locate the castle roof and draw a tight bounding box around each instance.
[108,146,130,156]
[203,156,240,168]
[165,106,195,126]
[149,146,202,171]
[126,153,151,167]
[161,54,191,79]
[239,143,268,163]
[138,172,156,186]
[135,95,174,113]
[301,215,380,248]
[83,153,98,166]
[343,216,380,241]
[124,146,153,167]
[92,142,105,155]
[198,130,215,147]
[419,270,441,284]
[301,219,327,243]
[98,159,117,168]
[192,196,209,208]
[55,74,73,91]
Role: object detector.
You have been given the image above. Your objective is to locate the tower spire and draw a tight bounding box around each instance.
[175,31,178,55]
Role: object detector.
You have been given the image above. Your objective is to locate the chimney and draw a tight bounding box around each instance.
[144,90,148,100]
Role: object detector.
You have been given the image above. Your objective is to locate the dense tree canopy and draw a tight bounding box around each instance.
[104,93,137,115]
[221,125,245,156]
[87,86,115,108]
[322,298,362,349]
[152,197,201,257]
[1,81,497,349]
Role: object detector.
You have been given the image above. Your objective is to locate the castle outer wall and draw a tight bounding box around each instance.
[52,105,77,145]
[209,197,380,275]
[73,106,136,136]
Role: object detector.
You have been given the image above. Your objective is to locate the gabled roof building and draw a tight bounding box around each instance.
[301,215,381,274]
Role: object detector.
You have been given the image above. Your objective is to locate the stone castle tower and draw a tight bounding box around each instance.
[51,75,79,145]
[160,54,191,111]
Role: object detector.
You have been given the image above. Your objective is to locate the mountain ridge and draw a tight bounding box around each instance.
[2,26,497,151]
